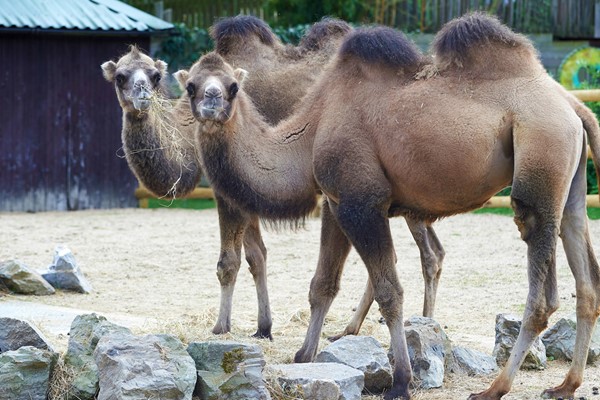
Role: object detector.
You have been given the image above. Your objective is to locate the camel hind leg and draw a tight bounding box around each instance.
[470,124,581,399]
[406,218,445,318]
[212,196,247,335]
[243,216,273,339]
[542,139,600,399]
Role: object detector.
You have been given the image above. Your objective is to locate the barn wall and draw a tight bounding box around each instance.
[0,33,151,212]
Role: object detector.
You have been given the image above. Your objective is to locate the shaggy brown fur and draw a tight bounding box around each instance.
[185,13,600,400]
[104,18,354,340]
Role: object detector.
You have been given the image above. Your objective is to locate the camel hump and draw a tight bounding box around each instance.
[211,15,277,55]
[299,17,352,51]
[432,12,533,67]
[338,26,423,69]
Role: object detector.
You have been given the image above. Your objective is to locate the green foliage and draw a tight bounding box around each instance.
[155,23,213,71]
[264,0,368,27]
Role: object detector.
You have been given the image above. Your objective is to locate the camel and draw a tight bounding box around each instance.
[180,12,600,400]
[101,17,357,339]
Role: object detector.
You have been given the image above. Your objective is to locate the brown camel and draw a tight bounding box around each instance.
[101,17,357,339]
[181,13,600,400]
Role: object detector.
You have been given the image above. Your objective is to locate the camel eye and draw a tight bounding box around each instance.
[229,82,238,99]
[115,74,126,87]
[152,72,161,85]
[186,83,196,97]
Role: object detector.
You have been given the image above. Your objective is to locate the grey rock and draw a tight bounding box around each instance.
[266,363,364,400]
[187,341,270,400]
[401,316,452,389]
[63,314,131,400]
[542,314,600,364]
[94,332,196,400]
[0,317,54,353]
[40,246,92,293]
[0,346,58,400]
[493,313,547,370]
[449,346,498,376]
[0,260,55,295]
[316,335,392,394]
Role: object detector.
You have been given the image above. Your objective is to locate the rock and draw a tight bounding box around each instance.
[63,314,131,400]
[0,346,58,400]
[542,314,600,364]
[316,335,392,394]
[187,341,270,400]
[266,363,364,400]
[0,317,54,353]
[0,260,55,295]
[94,332,196,400]
[40,246,92,293]
[400,316,452,389]
[449,346,498,376]
[493,313,547,370]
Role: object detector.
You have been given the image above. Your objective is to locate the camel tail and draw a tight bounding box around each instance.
[299,17,352,52]
[211,15,277,55]
[338,26,423,69]
[432,12,534,68]
[570,97,600,200]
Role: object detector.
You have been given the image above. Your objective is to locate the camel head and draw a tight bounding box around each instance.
[175,53,247,124]
[101,45,168,113]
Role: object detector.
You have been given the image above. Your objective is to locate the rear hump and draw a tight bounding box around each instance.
[432,12,534,68]
[300,17,352,51]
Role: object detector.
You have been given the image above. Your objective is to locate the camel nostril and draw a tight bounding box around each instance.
[205,87,222,99]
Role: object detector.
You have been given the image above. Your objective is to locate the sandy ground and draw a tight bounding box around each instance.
[0,207,599,399]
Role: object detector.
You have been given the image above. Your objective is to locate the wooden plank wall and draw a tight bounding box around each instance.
[0,34,146,212]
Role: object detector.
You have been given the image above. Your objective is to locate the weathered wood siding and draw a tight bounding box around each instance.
[0,33,149,212]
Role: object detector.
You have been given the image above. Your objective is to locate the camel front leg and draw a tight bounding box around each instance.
[405,217,445,318]
[212,196,247,335]
[295,198,352,362]
[243,215,273,339]
[331,196,412,400]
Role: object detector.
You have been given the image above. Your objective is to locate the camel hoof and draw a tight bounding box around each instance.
[251,329,273,341]
[467,392,502,400]
[327,332,347,342]
[293,349,313,363]
[383,386,411,400]
[211,324,230,335]
[541,387,575,399]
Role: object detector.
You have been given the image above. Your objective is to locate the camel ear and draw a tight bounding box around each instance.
[173,70,189,90]
[101,61,117,82]
[155,59,168,76]
[234,68,248,85]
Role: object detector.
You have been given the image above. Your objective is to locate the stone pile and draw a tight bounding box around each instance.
[0,312,596,399]
[0,246,92,296]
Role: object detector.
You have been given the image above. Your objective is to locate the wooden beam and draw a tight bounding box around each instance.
[484,195,600,208]
[134,186,215,200]
[570,89,600,102]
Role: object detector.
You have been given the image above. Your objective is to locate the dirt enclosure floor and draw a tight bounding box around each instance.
[1,207,599,399]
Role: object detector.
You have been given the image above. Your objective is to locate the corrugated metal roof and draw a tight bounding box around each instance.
[0,0,173,32]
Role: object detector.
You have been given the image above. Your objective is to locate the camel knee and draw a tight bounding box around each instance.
[575,286,600,320]
[216,252,241,286]
[373,279,403,322]
[309,275,340,307]
[423,253,442,281]
[245,247,267,278]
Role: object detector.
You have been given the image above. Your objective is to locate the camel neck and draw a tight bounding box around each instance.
[121,108,201,198]
[197,95,318,221]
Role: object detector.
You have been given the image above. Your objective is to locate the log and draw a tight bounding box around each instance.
[484,195,600,208]
[134,186,215,200]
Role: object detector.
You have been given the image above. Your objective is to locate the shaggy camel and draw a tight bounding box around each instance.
[181,13,600,400]
[101,17,355,339]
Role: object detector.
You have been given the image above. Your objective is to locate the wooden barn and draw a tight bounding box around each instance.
[0,0,173,212]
